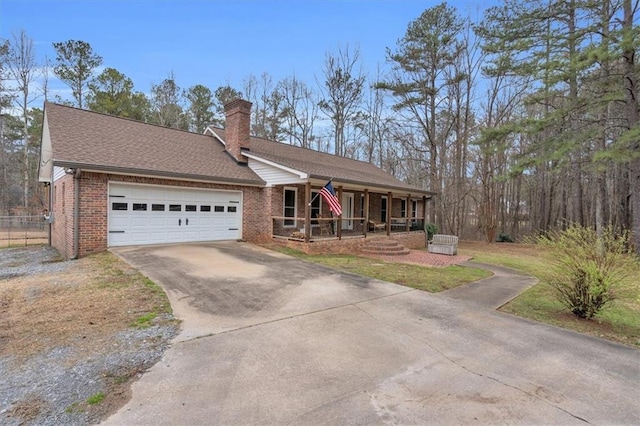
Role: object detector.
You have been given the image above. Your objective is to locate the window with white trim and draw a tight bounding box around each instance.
[283,187,297,227]
[381,196,387,223]
[311,190,321,224]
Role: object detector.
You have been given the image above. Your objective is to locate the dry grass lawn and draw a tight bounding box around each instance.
[0,249,177,423]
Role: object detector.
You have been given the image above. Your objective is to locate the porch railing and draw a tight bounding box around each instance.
[271,216,425,241]
[0,215,49,248]
[389,217,426,232]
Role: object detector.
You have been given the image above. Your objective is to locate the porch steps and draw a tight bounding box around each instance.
[361,238,410,256]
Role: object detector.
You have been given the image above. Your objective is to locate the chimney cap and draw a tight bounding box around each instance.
[224,98,252,112]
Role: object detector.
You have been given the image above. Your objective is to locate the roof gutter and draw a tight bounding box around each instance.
[53,161,266,187]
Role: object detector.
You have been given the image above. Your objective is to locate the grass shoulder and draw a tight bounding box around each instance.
[268,245,491,293]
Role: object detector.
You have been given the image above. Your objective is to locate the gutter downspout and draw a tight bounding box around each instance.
[73,168,81,259]
[48,180,53,246]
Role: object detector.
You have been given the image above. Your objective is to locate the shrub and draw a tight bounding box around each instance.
[537,225,637,319]
[497,232,514,243]
[425,223,438,241]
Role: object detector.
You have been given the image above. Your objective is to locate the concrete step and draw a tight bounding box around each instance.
[361,239,410,256]
[365,239,400,247]
[362,248,411,256]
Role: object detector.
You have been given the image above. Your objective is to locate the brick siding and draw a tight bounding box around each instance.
[49,171,427,259]
[50,172,271,258]
[50,173,76,259]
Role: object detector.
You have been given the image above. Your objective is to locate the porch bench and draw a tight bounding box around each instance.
[391,220,408,230]
[427,234,458,256]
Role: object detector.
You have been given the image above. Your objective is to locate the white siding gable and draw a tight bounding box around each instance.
[53,166,67,182]
[38,109,53,182]
[248,158,307,186]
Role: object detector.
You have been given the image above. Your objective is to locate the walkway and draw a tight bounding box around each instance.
[363,251,537,308]
[441,261,538,309]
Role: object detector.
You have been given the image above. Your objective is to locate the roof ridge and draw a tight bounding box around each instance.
[46,102,207,138]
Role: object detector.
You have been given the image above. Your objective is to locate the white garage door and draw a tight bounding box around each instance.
[108,183,242,247]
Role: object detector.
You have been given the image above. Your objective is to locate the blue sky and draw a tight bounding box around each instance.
[1,0,491,100]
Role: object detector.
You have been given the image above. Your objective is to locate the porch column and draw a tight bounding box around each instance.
[363,189,369,238]
[422,196,427,229]
[337,185,343,240]
[406,194,411,232]
[304,182,311,243]
[387,191,392,236]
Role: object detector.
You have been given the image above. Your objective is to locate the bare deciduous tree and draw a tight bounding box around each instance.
[150,72,188,130]
[318,44,365,157]
[279,75,318,148]
[6,30,39,212]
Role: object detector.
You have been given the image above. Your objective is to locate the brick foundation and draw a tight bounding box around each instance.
[280,231,426,255]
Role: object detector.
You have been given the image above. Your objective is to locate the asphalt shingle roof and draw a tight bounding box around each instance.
[45,103,264,185]
[211,128,434,196]
[44,103,432,195]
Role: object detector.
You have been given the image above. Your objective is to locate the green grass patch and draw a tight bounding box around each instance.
[132,311,158,329]
[460,243,547,277]
[142,277,167,297]
[269,246,491,293]
[86,392,105,405]
[459,241,640,348]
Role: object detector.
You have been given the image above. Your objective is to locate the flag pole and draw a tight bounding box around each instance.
[308,178,333,206]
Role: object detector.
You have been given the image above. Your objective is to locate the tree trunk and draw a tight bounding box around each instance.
[623,0,640,251]
[22,92,29,212]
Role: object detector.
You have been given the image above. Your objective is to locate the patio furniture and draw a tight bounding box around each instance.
[317,213,334,236]
[427,234,458,256]
[367,220,386,232]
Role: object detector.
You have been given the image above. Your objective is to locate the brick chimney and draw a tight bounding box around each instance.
[224,99,252,163]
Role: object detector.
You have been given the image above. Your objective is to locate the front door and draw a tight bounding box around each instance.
[341,193,354,230]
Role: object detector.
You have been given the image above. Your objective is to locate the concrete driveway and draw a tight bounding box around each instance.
[107,242,640,425]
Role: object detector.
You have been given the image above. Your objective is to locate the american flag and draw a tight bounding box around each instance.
[320,180,342,216]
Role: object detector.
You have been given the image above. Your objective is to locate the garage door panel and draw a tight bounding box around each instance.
[110,217,129,228]
[149,231,168,241]
[131,217,149,227]
[130,232,151,243]
[108,184,242,246]
[148,217,168,227]
[197,217,213,226]
[166,230,184,241]
[109,232,127,245]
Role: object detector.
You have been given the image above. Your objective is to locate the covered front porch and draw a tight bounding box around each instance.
[270,180,431,244]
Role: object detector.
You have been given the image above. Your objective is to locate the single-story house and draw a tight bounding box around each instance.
[38,99,434,259]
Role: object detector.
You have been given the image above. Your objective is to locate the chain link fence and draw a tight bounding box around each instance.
[0,215,49,248]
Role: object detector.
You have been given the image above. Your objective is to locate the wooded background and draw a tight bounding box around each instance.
[1,0,639,249]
